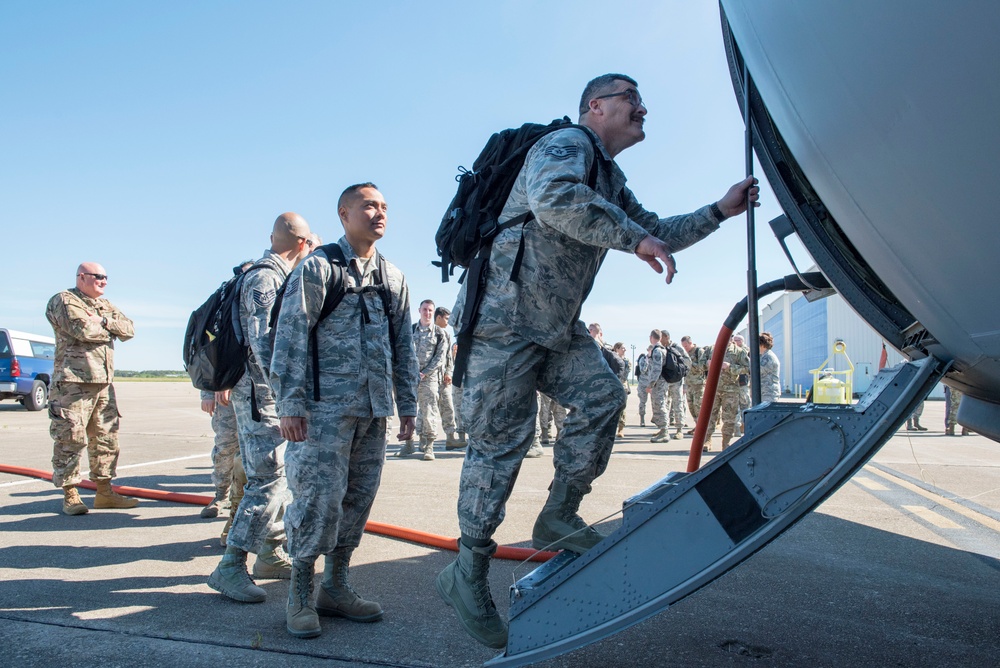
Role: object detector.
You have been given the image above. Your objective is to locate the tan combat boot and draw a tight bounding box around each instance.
[420,436,436,461]
[62,486,88,515]
[531,480,606,553]
[316,548,383,622]
[253,540,292,579]
[94,480,138,509]
[436,540,508,648]
[649,428,667,443]
[287,560,321,638]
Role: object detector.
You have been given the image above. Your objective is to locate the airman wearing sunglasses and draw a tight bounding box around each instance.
[46,262,136,516]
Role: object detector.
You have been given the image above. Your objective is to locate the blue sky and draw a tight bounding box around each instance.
[1,1,805,370]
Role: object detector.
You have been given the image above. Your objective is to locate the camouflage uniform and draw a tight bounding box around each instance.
[538,392,567,443]
[685,344,711,423]
[271,237,418,561]
[437,328,457,435]
[46,287,134,487]
[413,321,447,441]
[636,353,653,424]
[946,386,964,433]
[647,344,669,430]
[226,250,293,554]
[453,126,723,540]
[760,348,781,403]
[667,380,684,429]
[201,389,240,500]
[707,341,750,446]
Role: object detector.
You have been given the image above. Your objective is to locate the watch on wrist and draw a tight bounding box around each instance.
[710,202,725,221]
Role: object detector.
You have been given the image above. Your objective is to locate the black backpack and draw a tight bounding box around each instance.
[635,353,648,380]
[434,117,598,282]
[600,345,626,379]
[183,266,263,392]
[661,343,691,384]
[438,117,599,385]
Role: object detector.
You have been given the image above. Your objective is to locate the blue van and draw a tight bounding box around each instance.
[0,328,55,411]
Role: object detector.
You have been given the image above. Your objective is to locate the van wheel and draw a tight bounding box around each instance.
[25,380,47,411]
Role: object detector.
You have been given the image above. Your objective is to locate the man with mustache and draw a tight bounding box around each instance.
[437,73,760,649]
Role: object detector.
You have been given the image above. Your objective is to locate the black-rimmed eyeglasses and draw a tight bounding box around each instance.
[80,273,108,281]
[593,88,644,109]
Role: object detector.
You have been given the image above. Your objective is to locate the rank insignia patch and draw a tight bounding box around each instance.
[544,145,579,160]
[253,287,276,308]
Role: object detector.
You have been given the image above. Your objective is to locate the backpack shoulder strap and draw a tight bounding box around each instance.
[374,253,396,362]
[317,243,349,323]
[303,243,350,401]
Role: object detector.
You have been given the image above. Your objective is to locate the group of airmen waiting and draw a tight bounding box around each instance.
[582,325,782,453]
[43,72,763,650]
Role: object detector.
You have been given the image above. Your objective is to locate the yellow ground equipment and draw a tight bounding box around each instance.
[810,340,854,404]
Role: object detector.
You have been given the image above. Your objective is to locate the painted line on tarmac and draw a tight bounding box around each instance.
[0,454,209,489]
[901,505,963,529]
[865,463,1000,533]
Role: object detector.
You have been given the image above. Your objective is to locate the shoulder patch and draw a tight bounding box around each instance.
[543,145,579,160]
[284,274,300,297]
[253,287,276,308]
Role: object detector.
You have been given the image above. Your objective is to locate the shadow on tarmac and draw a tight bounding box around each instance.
[1,508,998,667]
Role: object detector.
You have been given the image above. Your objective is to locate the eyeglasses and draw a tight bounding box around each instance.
[299,237,315,248]
[594,88,644,109]
[79,273,108,281]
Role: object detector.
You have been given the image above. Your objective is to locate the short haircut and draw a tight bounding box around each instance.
[233,260,255,276]
[338,182,379,211]
[434,306,451,319]
[759,332,774,349]
[650,329,662,340]
[420,299,435,308]
[660,330,670,340]
[579,73,638,116]
[681,335,692,344]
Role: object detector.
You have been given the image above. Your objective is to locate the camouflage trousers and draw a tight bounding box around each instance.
[636,380,650,420]
[285,414,386,561]
[649,380,667,429]
[946,387,963,428]
[457,319,625,541]
[453,384,464,433]
[50,381,121,488]
[209,398,240,499]
[414,375,440,439]
[686,381,705,426]
[667,382,684,428]
[538,392,566,442]
[228,375,288,554]
[618,380,630,431]
[709,387,743,442]
[437,374,457,434]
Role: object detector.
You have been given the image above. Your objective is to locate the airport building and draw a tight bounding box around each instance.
[745,288,944,399]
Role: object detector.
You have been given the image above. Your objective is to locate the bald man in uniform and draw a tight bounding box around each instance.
[46,262,136,514]
[208,212,313,604]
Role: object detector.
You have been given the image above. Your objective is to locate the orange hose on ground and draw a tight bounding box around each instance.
[687,326,734,473]
[0,463,556,562]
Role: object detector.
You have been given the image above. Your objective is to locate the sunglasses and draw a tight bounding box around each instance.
[80,273,108,281]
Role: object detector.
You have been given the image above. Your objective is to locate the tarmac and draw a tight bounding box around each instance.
[1,381,998,667]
